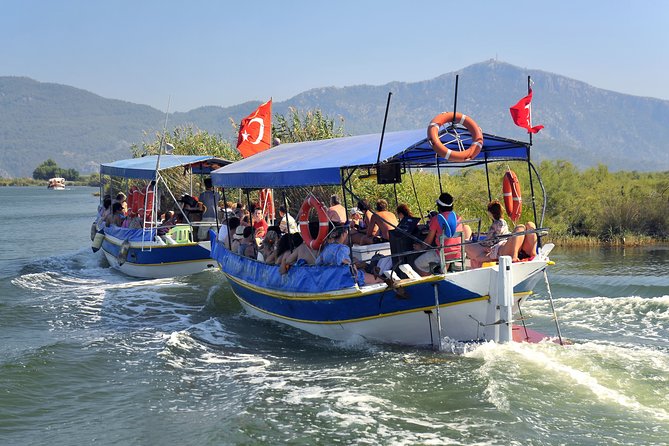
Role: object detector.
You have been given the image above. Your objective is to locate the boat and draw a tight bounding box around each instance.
[96,154,231,279]
[209,112,559,349]
[47,177,66,190]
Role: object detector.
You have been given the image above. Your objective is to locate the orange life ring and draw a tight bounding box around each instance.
[427,112,484,161]
[503,170,522,222]
[297,196,329,249]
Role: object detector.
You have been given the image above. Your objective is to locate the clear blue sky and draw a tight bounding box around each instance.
[2,0,667,112]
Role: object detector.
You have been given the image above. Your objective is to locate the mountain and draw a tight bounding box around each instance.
[1,60,668,178]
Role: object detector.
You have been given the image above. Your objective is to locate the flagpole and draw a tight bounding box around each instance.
[526,75,540,246]
[527,76,533,147]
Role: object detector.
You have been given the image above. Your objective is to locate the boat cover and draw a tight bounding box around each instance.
[211,128,530,188]
[104,225,157,242]
[101,155,230,180]
[210,237,356,293]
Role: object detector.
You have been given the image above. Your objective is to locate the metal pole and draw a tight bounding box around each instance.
[433,284,443,351]
[376,92,393,165]
[543,270,564,345]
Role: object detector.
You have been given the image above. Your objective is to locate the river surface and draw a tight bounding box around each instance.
[1,187,668,445]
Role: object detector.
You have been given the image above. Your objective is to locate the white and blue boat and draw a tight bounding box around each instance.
[210,117,557,348]
[97,155,230,279]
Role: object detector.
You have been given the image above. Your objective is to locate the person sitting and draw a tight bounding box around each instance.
[278,205,298,234]
[259,227,281,263]
[315,225,383,286]
[279,232,319,274]
[360,199,399,244]
[413,193,471,276]
[395,203,420,234]
[465,201,510,268]
[237,226,256,258]
[219,216,240,249]
[275,232,298,266]
[466,207,538,267]
[349,207,363,231]
[231,225,244,253]
[113,192,128,215]
[349,199,372,244]
[251,208,269,239]
[106,202,125,227]
[327,194,347,224]
[98,196,112,228]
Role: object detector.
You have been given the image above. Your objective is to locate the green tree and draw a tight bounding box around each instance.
[32,159,61,180]
[272,107,346,143]
[130,124,241,161]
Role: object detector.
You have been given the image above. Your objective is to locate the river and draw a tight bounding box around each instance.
[1,186,667,445]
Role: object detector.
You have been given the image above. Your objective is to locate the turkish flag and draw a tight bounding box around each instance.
[509,89,544,134]
[237,99,272,158]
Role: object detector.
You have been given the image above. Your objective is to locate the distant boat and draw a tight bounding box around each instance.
[47,177,66,190]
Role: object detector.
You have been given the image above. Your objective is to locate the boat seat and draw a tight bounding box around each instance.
[167,224,193,244]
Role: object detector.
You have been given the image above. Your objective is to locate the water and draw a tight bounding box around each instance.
[1,187,668,445]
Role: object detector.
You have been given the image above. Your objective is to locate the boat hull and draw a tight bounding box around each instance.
[218,249,547,346]
[102,234,216,279]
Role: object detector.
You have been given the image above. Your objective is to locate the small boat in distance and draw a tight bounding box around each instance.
[47,177,66,190]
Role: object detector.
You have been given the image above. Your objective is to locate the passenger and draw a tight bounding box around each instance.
[396,203,420,234]
[251,208,268,239]
[198,178,220,241]
[219,216,240,250]
[106,202,125,227]
[413,193,472,276]
[349,199,372,245]
[466,208,537,267]
[360,199,399,244]
[275,232,298,266]
[177,194,203,223]
[237,226,256,258]
[127,211,143,229]
[278,205,298,234]
[231,225,245,253]
[259,229,280,263]
[349,207,363,231]
[315,225,383,286]
[327,194,347,224]
[113,192,128,215]
[279,232,318,274]
[98,196,113,227]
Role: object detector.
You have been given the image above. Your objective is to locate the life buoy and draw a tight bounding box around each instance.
[427,112,484,161]
[297,196,329,249]
[503,170,522,222]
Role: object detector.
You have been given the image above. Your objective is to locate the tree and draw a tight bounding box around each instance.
[32,159,80,181]
[130,124,241,161]
[272,107,346,143]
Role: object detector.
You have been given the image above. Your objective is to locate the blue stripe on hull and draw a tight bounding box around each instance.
[225,275,482,323]
[102,239,210,265]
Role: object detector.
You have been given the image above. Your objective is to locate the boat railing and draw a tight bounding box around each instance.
[365,226,549,277]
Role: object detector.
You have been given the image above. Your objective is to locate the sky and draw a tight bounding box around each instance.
[2,0,668,112]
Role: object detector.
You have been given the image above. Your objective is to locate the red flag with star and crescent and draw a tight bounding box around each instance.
[237,99,272,158]
[509,89,544,134]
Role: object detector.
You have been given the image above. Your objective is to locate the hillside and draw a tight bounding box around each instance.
[1,60,668,177]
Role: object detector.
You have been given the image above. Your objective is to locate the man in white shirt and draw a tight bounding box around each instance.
[278,205,298,233]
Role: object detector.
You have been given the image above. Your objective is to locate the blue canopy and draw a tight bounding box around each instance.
[100,155,231,180]
[211,128,530,188]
